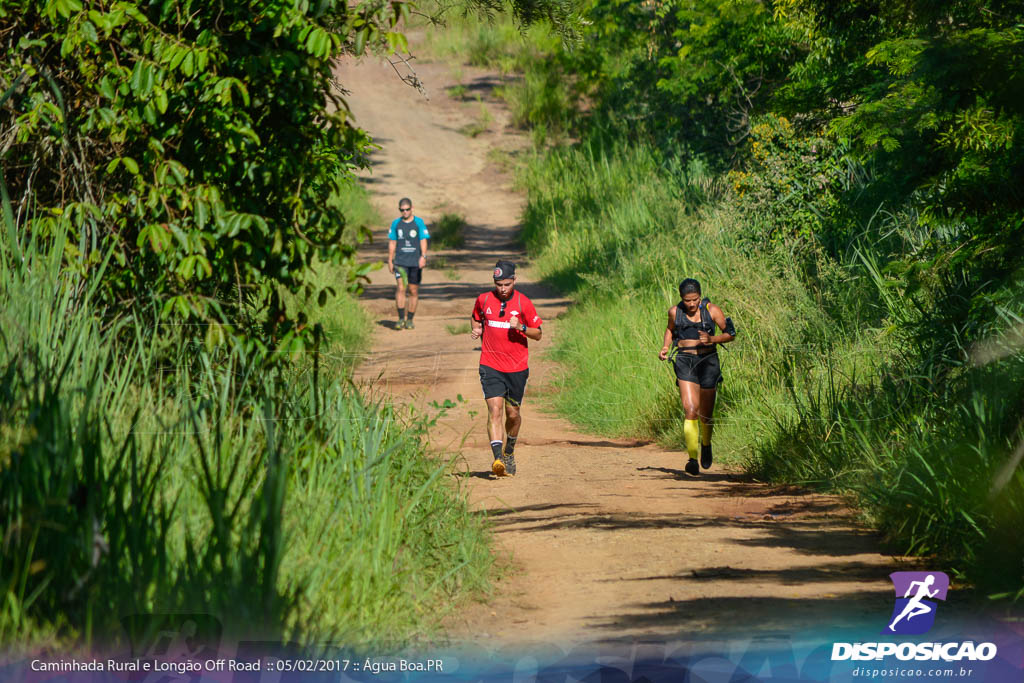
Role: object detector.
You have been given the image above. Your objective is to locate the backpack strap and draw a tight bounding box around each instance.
[699,297,715,334]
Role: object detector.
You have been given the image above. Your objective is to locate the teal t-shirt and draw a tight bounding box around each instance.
[388,216,430,267]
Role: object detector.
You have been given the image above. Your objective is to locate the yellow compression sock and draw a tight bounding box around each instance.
[701,419,713,446]
[684,419,701,460]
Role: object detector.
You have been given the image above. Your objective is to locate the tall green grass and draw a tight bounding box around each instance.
[287,179,376,371]
[416,5,570,142]
[430,212,468,249]
[417,5,556,71]
[417,0,1024,597]
[0,222,490,648]
[517,140,881,458]
[749,277,1024,596]
[516,136,1024,595]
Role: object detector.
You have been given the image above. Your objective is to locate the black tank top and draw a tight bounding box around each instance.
[672,299,716,349]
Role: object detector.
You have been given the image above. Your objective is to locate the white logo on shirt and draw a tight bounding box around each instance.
[398,229,403,239]
[410,229,417,237]
[485,307,492,314]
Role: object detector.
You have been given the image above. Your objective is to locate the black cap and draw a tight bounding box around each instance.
[493,260,516,280]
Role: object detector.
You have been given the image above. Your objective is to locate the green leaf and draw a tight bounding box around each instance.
[306,27,326,57]
[168,46,186,71]
[154,87,168,113]
[139,63,154,97]
[161,297,177,318]
[177,255,198,279]
[195,199,209,229]
[80,20,98,44]
[138,223,172,253]
[53,0,82,19]
[205,321,226,350]
[98,76,116,100]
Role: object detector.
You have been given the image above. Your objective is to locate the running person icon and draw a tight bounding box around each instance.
[888,574,939,632]
[658,278,736,475]
[470,260,543,477]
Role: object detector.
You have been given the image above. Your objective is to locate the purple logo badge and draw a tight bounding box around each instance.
[884,571,949,635]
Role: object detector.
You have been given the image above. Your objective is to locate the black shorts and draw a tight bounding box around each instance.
[479,365,530,406]
[394,265,422,285]
[672,351,722,389]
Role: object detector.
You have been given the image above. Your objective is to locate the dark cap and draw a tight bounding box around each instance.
[493,260,516,280]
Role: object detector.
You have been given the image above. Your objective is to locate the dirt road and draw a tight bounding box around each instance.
[333,54,903,650]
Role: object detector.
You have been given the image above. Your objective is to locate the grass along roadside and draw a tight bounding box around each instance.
[458,98,494,138]
[415,7,543,73]
[518,140,853,462]
[430,212,468,250]
[516,136,1024,596]
[412,0,1024,597]
[414,6,570,145]
[286,181,380,371]
[1,204,492,650]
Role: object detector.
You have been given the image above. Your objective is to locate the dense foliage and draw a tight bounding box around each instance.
[477,0,1024,595]
[0,229,490,646]
[1,0,580,349]
[1,0,406,350]
[1,0,577,647]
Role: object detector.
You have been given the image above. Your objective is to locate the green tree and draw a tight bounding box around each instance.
[1,0,581,351]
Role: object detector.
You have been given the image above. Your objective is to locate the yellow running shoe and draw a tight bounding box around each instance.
[492,458,506,477]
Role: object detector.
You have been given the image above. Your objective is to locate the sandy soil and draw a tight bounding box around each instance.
[332,54,907,651]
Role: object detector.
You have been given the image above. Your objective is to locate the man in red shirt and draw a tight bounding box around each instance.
[470,260,543,477]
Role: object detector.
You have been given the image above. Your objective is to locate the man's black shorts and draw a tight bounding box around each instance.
[672,351,722,389]
[394,265,422,285]
[480,365,530,406]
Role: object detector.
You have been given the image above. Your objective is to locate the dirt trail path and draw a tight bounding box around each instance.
[333,55,901,650]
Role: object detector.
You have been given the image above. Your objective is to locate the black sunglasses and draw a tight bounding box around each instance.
[399,206,412,211]
[499,301,507,317]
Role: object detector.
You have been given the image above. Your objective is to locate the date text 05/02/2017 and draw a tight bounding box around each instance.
[266,658,445,673]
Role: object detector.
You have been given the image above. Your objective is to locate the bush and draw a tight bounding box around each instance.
[0,226,490,649]
[0,0,402,347]
[430,212,467,249]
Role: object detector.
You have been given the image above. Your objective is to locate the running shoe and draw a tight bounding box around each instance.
[396,319,406,330]
[406,319,415,329]
[492,458,506,477]
[700,443,713,469]
[685,458,700,476]
[501,452,516,476]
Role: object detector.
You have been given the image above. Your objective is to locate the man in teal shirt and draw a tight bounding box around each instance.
[387,197,430,329]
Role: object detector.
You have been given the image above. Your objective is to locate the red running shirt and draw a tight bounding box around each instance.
[472,290,543,373]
